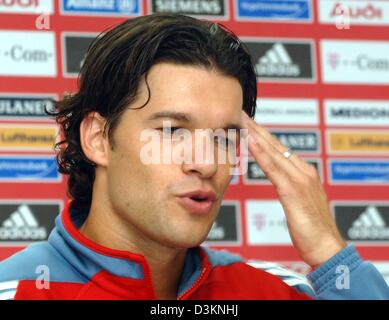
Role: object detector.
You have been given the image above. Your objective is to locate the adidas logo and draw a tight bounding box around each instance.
[0,204,47,240]
[255,43,300,77]
[207,222,225,240]
[348,206,389,240]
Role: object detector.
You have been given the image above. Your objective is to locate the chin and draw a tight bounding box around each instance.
[162,233,208,249]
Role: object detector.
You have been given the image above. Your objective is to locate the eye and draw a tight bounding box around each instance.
[214,135,235,149]
[156,127,183,137]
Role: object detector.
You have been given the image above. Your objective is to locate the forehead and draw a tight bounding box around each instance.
[126,62,243,127]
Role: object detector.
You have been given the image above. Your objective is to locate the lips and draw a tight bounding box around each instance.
[176,189,217,215]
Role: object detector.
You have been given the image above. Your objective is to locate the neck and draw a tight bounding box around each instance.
[79,200,187,300]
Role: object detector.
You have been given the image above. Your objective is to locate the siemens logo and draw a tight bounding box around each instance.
[245,158,321,184]
[149,0,227,18]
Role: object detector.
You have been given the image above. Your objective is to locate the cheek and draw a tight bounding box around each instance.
[217,163,234,191]
[106,146,144,200]
[107,148,168,202]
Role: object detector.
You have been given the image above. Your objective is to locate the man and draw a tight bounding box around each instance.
[0,13,388,300]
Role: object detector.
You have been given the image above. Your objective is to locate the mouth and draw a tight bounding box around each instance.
[176,190,216,215]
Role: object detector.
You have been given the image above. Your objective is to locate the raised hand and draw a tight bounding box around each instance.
[241,111,347,268]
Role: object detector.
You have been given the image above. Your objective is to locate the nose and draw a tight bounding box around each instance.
[181,129,218,179]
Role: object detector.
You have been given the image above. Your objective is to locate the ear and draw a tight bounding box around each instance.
[80,112,109,167]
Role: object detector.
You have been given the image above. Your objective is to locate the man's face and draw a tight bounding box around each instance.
[105,62,243,249]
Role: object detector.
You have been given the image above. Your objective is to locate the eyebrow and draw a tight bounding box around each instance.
[148,111,191,122]
[147,111,243,130]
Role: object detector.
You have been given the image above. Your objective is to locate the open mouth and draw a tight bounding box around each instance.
[176,191,216,215]
[190,196,208,202]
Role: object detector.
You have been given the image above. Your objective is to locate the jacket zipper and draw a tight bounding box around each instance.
[177,267,209,300]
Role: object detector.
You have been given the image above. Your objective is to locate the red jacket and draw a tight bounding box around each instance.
[0,201,309,300]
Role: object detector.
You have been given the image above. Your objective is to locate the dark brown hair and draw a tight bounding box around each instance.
[47,13,257,211]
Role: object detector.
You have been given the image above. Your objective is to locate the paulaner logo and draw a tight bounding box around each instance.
[139,121,249,175]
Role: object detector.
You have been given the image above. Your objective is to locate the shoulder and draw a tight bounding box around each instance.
[0,241,81,300]
[0,242,56,281]
[201,247,315,297]
[247,260,315,297]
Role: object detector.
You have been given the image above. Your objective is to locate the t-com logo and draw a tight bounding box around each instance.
[62,33,97,77]
[0,202,61,245]
[205,201,240,245]
[246,200,292,245]
[243,39,315,82]
[149,0,228,19]
[333,203,389,243]
[321,40,389,84]
[0,31,56,77]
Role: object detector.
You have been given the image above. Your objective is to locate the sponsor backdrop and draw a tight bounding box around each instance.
[0,0,388,280]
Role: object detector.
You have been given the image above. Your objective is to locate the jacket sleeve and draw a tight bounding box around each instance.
[307,245,389,299]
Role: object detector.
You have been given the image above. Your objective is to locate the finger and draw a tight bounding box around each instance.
[242,112,317,175]
[247,130,304,185]
[242,113,285,151]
